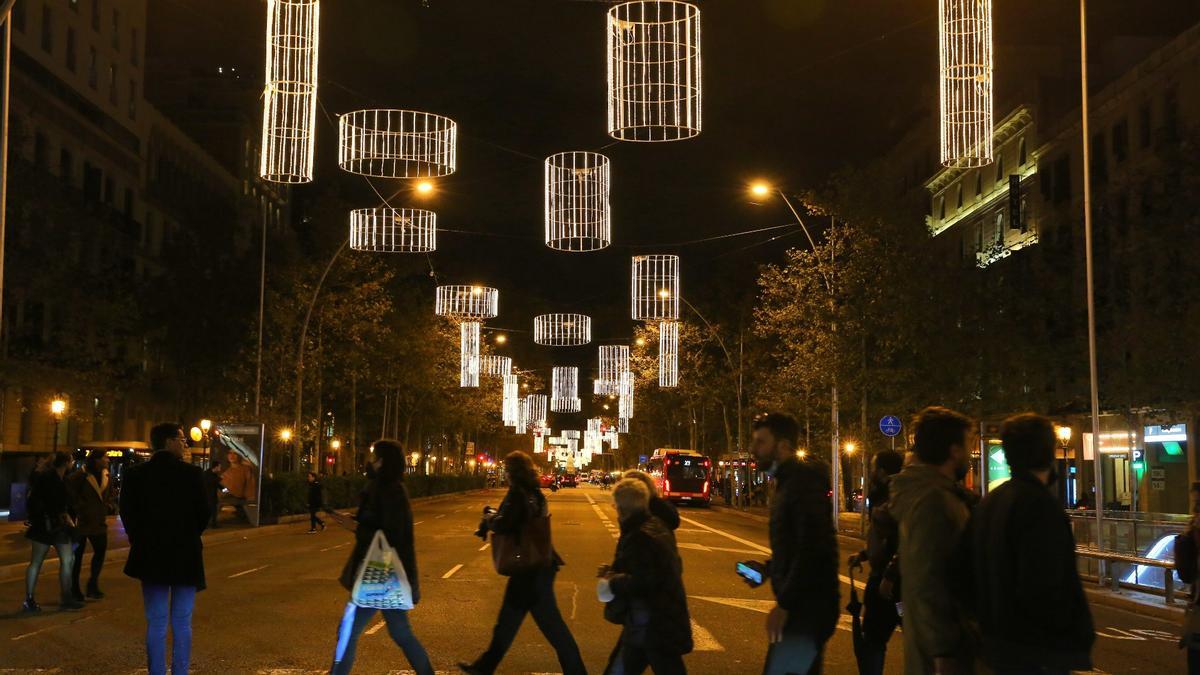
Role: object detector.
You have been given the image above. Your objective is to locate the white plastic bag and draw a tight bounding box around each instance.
[350,530,414,610]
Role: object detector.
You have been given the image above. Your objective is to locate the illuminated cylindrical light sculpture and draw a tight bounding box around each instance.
[551,367,581,413]
[632,254,680,320]
[534,313,592,347]
[503,374,520,427]
[545,151,611,251]
[618,370,635,419]
[598,345,630,395]
[658,320,679,388]
[607,1,702,142]
[617,417,630,434]
[482,355,512,378]
[435,285,499,320]
[338,109,457,178]
[939,0,993,168]
[349,208,436,252]
[460,321,481,388]
[260,0,320,183]
[526,394,549,429]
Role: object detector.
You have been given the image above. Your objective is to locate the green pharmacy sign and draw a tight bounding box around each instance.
[987,443,1011,492]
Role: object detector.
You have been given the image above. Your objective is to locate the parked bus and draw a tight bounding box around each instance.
[647,449,711,506]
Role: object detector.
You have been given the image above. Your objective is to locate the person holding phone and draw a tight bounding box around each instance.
[739,413,839,675]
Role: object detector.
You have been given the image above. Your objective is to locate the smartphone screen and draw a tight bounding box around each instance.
[736,562,763,585]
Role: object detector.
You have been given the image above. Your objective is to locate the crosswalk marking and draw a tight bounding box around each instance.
[442,563,464,579]
[228,565,270,578]
[365,620,387,636]
[690,620,724,651]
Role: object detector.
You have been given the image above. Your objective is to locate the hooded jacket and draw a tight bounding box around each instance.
[889,462,975,674]
[607,510,693,655]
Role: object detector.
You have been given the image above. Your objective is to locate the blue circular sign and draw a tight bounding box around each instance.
[879,415,903,437]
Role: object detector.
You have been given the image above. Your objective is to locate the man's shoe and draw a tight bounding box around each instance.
[457,662,487,675]
[21,598,41,613]
[71,589,85,602]
[307,528,317,534]
[86,585,105,599]
[319,521,326,531]
[60,599,85,611]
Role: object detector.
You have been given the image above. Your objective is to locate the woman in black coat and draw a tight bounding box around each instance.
[331,440,432,675]
[601,478,693,675]
[307,471,326,533]
[23,451,79,612]
[459,451,586,675]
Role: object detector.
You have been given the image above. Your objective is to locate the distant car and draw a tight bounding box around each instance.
[539,474,556,489]
[560,474,578,488]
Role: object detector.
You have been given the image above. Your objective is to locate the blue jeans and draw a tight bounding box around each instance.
[331,602,433,675]
[141,583,196,675]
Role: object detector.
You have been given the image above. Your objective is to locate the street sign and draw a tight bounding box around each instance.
[879,415,902,438]
[638,455,648,465]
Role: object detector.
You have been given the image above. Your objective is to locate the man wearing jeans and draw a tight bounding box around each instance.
[120,423,209,675]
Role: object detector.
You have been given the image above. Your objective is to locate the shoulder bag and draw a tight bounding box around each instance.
[491,495,553,576]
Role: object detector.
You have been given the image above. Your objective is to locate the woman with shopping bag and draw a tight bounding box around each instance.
[330,439,433,675]
[458,451,586,675]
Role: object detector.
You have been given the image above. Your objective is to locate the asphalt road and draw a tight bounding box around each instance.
[0,483,1186,674]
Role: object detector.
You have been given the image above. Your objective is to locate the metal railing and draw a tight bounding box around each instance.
[1076,546,1181,605]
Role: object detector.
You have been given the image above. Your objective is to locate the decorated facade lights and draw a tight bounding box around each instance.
[434,285,499,388]
[551,367,582,413]
[534,313,593,346]
[607,1,702,142]
[545,151,611,251]
[260,0,320,183]
[349,207,436,252]
[939,0,994,167]
[338,109,457,178]
[658,320,679,388]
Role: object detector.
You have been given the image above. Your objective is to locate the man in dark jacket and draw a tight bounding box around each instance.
[602,478,692,674]
[202,463,223,528]
[66,450,111,600]
[743,412,839,675]
[850,449,904,675]
[120,423,209,675]
[966,413,1094,673]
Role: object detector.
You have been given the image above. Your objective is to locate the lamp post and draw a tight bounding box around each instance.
[279,428,293,473]
[330,439,341,475]
[1056,425,1073,508]
[750,182,841,529]
[200,419,212,468]
[50,399,67,454]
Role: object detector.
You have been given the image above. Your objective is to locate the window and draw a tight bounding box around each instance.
[131,27,139,65]
[65,28,77,72]
[108,63,117,104]
[88,47,98,88]
[1019,196,1028,233]
[1164,87,1179,140]
[123,188,134,219]
[994,211,1005,242]
[1018,138,1027,166]
[1090,133,1107,184]
[34,132,48,169]
[1138,102,1152,148]
[60,147,74,183]
[41,5,54,53]
[103,176,114,204]
[128,80,136,119]
[939,197,946,220]
[92,0,101,31]
[995,155,1005,184]
[1112,118,1129,163]
[975,171,982,198]
[956,185,963,209]
[111,9,119,50]
[1052,155,1071,205]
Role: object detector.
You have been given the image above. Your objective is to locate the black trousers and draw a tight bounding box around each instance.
[621,642,686,675]
[472,567,586,675]
[859,575,900,675]
[71,533,107,592]
[310,506,324,529]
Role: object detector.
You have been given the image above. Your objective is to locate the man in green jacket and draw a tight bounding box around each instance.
[890,406,977,674]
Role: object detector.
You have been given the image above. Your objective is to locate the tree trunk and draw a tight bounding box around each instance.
[720,402,733,453]
[350,372,357,472]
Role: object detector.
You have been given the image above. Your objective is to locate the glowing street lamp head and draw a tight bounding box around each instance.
[416,180,435,194]
[279,428,293,442]
[636,337,646,347]
[657,288,671,299]
[750,182,772,197]
[199,418,212,432]
[50,399,67,416]
[844,441,856,454]
[190,427,203,443]
[331,439,342,450]
[494,333,507,345]
[1056,425,1073,443]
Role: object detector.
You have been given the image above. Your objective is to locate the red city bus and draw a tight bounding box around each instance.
[647,449,711,506]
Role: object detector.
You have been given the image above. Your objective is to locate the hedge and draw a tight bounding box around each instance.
[259,473,486,522]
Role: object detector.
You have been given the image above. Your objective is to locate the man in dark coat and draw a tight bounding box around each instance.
[602,478,692,674]
[966,413,1094,673]
[202,463,223,528]
[120,423,209,675]
[743,413,839,675]
[66,450,111,600]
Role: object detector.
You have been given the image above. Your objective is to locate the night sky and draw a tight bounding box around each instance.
[152,0,1198,377]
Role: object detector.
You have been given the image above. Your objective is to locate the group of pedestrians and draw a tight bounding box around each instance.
[23,448,112,612]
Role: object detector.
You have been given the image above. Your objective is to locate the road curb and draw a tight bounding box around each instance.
[0,489,487,584]
[1084,586,1185,622]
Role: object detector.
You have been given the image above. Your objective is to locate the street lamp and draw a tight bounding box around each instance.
[199,419,213,467]
[416,180,435,195]
[1056,425,1073,507]
[494,333,507,345]
[50,399,67,454]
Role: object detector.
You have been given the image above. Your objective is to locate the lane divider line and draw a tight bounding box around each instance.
[228,565,270,579]
[365,620,386,636]
[442,563,464,579]
[320,542,350,552]
[478,543,491,552]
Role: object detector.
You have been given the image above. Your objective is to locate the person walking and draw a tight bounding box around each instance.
[202,463,223,528]
[966,414,1094,674]
[331,440,433,675]
[459,451,586,675]
[889,406,977,675]
[741,413,839,675]
[849,449,904,675]
[307,472,326,533]
[599,478,692,674]
[120,423,209,675]
[66,450,111,601]
[622,469,680,532]
[1175,483,1200,673]
[23,451,81,612]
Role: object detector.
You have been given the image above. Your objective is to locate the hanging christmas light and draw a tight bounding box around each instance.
[349,208,436,253]
[607,1,702,142]
[598,345,630,395]
[526,394,549,429]
[551,367,581,413]
[460,321,481,388]
[338,109,457,178]
[618,370,635,419]
[481,355,512,378]
[939,0,993,168]
[617,417,630,434]
[435,285,499,320]
[658,320,679,388]
[503,374,520,427]
[534,313,593,346]
[260,0,320,183]
[516,398,530,435]
[632,254,680,321]
[545,151,611,251]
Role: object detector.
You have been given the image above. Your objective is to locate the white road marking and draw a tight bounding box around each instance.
[365,620,387,636]
[690,595,776,613]
[478,542,491,551]
[435,514,446,519]
[690,620,724,651]
[11,626,60,641]
[320,542,350,552]
[413,521,424,526]
[442,563,464,579]
[228,565,270,578]
[676,542,762,555]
